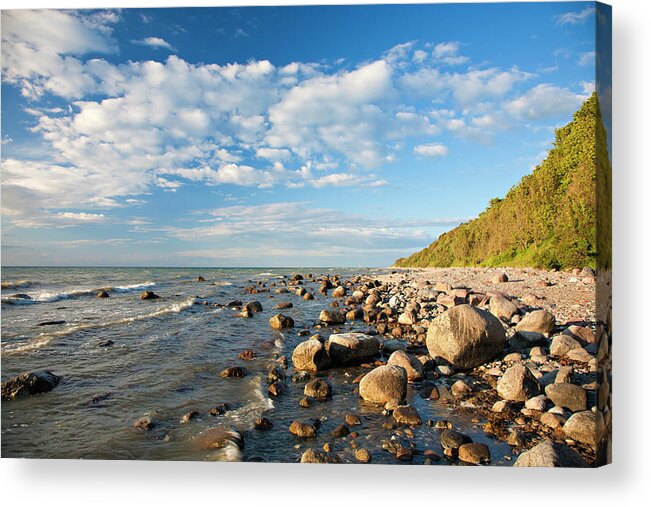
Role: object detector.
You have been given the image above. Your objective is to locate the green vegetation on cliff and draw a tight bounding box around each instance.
[394,93,611,270]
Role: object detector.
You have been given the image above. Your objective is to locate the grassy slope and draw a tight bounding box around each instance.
[394,93,610,270]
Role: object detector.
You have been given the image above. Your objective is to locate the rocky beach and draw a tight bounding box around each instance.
[1,265,611,466]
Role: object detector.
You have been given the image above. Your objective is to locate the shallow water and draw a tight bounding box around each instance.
[1,267,512,464]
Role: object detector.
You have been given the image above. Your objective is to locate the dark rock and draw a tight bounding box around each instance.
[331,423,350,437]
[269,314,294,330]
[1,371,61,400]
[300,448,340,463]
[220,366,247,378]
[181,410,199,423]
[304,378,332,399]
[289,421,317,438]
[140,291,160,300]
[97,290,110,298]
[393,405,422,426]
[244,301,263,313]
[254,417,273,430]
[209,403,231,415]
[459,443,491,464]
[276,302,293,309]
[134,415,155,430]
[238,349,256,361]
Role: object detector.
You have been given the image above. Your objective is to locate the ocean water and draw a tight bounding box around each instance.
[1,266,512,464]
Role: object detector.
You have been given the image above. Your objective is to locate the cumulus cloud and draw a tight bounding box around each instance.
[132,36,176,51]
[505,84,588,120]
[433,41,469,65]
[414,143,448,157]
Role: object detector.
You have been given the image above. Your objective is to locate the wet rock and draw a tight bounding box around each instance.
[238,349,256,361]
[196,276,206,282]
[276,302,293,309]
[387,350,423,382]
[426,305,506,369]
[194,428,243,451]
[36,320,67,327]
[269,314,294,330]
[355,448,371,463]
[459,443,490,464]
[140,291,160,300]
[345,414,362,426]
[358,365,408,404]
[332,286,346,298]
[299,397,311,408]
[220,366,247,378]
[209,403,231,416]
[303,293,314,301]
[331,423,350,437]
[319,309,345,325]
[326,333,380,365]
[267,365,286,383]
[489,294,518,322]
[563,410,603,448]
[304,378,332,399]
[292,371,312,383]
[289,421,317,438]
[268,381,286,397]
[97,339,114,347]
[497,363,540,401]
[244,301,263,313]
[300,448,341,463]
[393,405,422,426]
[440,429,472,455]
[451,379,472,398]
[1,371,61,400]
[292,340,330,372]
[513,440,587,467]
[545,383,587,412]
[97,290,110,298]
[515,310,556,336]
[134,416,155,430]
[254,417,273,430]
[181,411,199,423]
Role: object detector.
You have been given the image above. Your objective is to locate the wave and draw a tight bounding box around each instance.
[1,297,197,355]
[1,280,37,290]
[1,281,157,305]
[225,375,274,429]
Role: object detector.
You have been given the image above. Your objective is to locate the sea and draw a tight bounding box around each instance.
[1,266,511,464]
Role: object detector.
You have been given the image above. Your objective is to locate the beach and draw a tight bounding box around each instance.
[1,266,609,465]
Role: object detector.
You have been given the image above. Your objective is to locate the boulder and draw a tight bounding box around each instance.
[440,430,472,451]
[220,366,247,378]
[398,310,418,325]
[292,340,330,372]
[489,294,518,322]
[97,290,110,298]
[304,378,332,399]
[358,365,407,404]
[300,448,341,463]
[492,273,508,283]
[326,333,379,365]
[289,421,317,438]
[387,350,423,381]
[550,334,582,357]
[564,325,596,344]
[426,305,507,369]
[545,383,587,412]
[319,310,345,325]
[497,364,540,401]
[140,291,160,300]
[451,379,472,398]
[269,314,294,330]
[244,301,263,313]
[515,310,556,335]
[331,286,346,298]
[393,405,422,426]
[563,410,603,448]
[1,371,61,400]
[513,440,588,467]
[458,443,490,464]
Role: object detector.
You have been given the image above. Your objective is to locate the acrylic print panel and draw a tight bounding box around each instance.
[1,2,611,467]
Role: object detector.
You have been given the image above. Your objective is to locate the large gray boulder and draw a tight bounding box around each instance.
[515,310,556,335]
[1,371,61,400]
[514,440,588,467]
[563,410,604,449]
[387,350,423,381]
[426,305,506,369]
[497,364,540,401]
[489,294,518,322]
[545,383,587,412]
[292,340,330,372]
[326,333,379,365]
[358,365,407,404]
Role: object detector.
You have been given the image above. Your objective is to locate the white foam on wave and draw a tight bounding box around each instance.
[1,296,197,355]
[1,296,37,305]
[111,281,156,293]
[2,281,157,305]
[225,375,274,429]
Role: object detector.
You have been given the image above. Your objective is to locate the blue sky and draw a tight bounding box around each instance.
[1,3,604,267]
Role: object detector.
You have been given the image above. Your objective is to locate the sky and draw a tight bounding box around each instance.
[0,2,606,267]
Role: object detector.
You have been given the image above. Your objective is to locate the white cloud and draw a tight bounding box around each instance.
[556,6,595,26]
[132,36,175,51]
[433,41,469,65]
[505,84,588,120]
[578,51,596,66]
[414,143,448,157]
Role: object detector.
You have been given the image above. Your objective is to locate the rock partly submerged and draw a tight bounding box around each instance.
[1,371,61,400]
